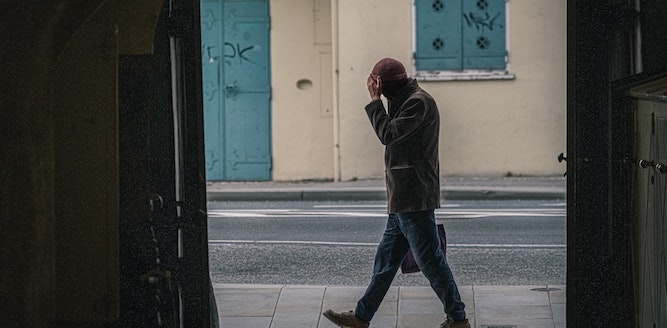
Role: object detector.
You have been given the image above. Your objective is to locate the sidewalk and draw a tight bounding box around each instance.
[208,176,567,328]
[206,176,566,202]
[213,284,566,328]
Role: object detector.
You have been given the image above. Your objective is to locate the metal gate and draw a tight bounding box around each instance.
[201,0,272,181]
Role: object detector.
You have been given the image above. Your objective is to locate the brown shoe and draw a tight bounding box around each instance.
[440,318,470,328]
[322,309,369,328]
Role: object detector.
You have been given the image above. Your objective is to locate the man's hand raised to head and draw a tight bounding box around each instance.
[367,75,382,101]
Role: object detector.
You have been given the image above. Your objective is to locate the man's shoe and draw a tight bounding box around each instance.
[322,309,369,328]
[440,318,471,328]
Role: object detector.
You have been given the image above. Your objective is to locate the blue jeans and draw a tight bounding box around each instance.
[355,210,466,322]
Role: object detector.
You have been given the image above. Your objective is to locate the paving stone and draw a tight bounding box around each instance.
[219,316,272,328]
[271,312,321,328]
[216,286,280,317]
[474,285,551,307]
[213,284,562,328]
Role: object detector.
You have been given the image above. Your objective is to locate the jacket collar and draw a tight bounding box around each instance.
[388,78,419,117]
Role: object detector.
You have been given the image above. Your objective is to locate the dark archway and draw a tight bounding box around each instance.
[1,1,211,326]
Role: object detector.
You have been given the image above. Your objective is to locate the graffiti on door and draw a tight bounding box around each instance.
[224,42,264,68]
[462,11,503,32]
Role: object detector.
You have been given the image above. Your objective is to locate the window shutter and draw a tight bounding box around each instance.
[461,0,506,69]
[415,0,462,71]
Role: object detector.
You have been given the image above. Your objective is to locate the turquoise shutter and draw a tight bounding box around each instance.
[461,0,507,69]
[415,0,462,71]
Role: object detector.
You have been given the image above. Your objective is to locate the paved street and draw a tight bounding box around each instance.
[207,199,566,286]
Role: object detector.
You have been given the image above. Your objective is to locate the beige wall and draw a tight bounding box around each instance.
[433,0,567,176]
[271,0,335,180]
[271,0,566,180]
[336,0,414,180]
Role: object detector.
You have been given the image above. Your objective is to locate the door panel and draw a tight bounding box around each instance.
[201,0,271,181]
[201,0,225,179]
[225,93,271,178]
[223,0,271,180]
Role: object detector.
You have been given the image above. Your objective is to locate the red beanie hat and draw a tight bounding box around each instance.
[370,58,408,82]
[370,58,409,98]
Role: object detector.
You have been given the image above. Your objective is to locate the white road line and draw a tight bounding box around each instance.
[448,244,566,248]
[438,211,564,217]
[207,208,565,218]
[208,239,566,248]
[312,204,462,208]
[207,211,387,218]
[313,204,387,208]
[209,239,379,247]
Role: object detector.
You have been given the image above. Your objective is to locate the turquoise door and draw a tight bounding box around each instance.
[201,0,271,181]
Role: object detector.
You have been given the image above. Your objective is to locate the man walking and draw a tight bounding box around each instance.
[322,58,469,328]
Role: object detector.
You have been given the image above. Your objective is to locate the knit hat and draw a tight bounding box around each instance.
[371,58,408,81]
[370,58,410,98]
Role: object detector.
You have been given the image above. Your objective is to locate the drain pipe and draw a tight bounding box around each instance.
[331,0,341,181]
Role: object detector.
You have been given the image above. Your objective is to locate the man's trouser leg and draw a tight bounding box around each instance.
[400,210,466,321]
[355,214,410,322]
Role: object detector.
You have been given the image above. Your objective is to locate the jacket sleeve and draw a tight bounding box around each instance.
[364,98,427,146]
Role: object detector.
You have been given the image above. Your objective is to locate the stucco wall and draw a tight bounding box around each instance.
[335,0,567,180]
[435,0,567,176]
[271,0,335,180]
[336,0,413,180]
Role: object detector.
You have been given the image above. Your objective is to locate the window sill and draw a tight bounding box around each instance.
[414,70,516,81]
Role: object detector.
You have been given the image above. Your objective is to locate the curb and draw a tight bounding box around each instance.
[206,188,566,202]
[442,187,566,201]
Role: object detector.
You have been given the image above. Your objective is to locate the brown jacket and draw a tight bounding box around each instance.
[364,79,440,214]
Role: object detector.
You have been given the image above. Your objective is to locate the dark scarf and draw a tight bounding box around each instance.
[388,79,419,118]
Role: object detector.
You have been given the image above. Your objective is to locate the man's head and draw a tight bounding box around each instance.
[370,58,410,99]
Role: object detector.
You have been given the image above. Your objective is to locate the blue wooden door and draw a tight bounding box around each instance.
[201,0,271,181]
